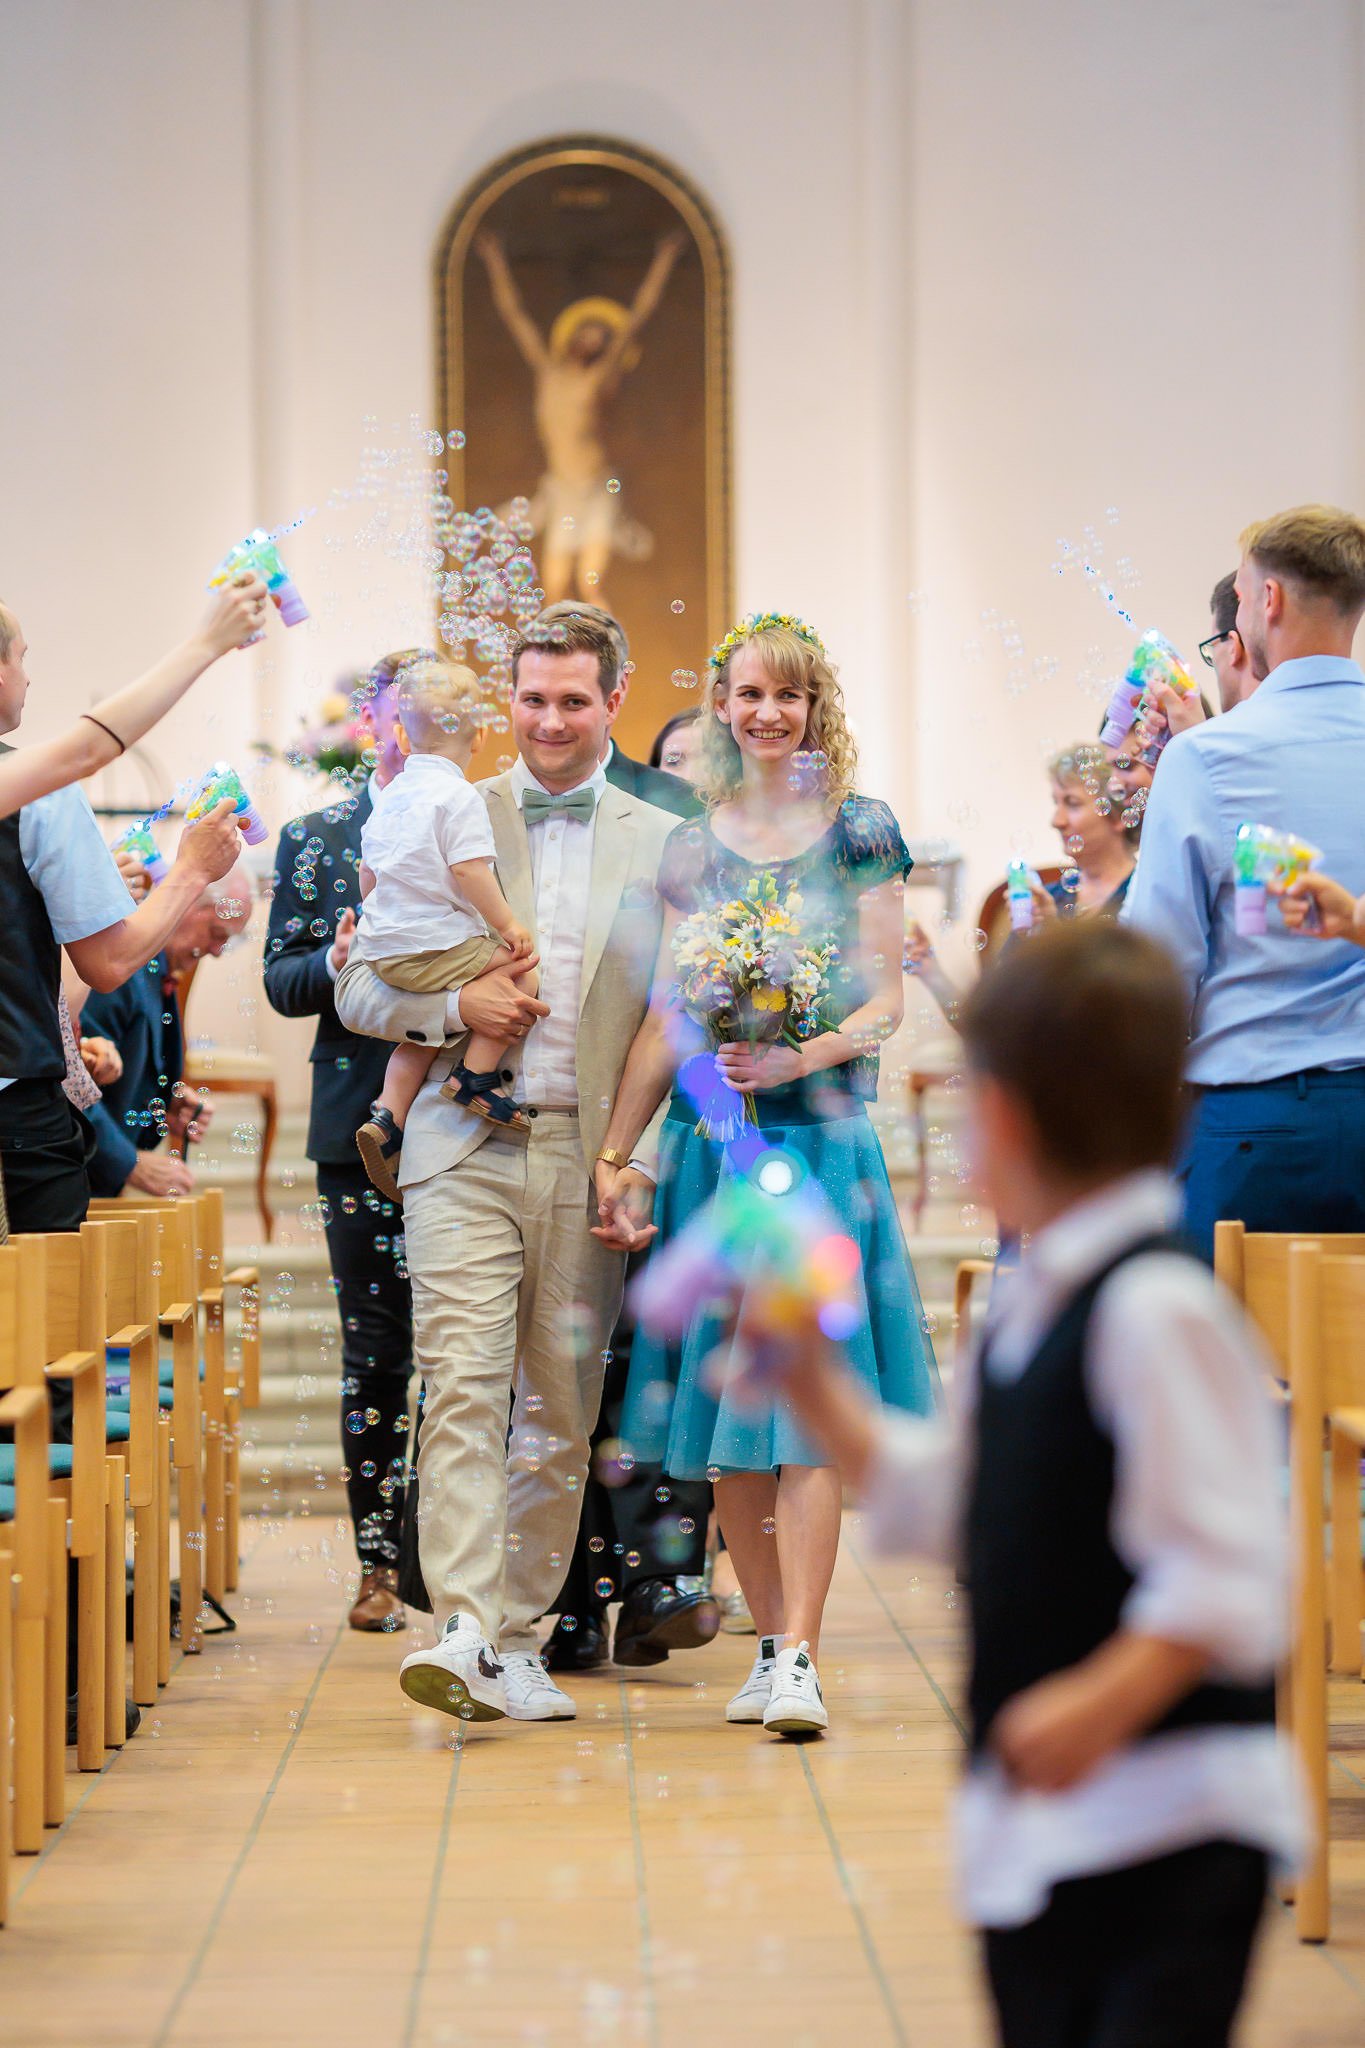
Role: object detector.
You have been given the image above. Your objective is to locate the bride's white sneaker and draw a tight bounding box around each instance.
[399,1613,506,1722]
[763,1641,828,1735]
[726,1635,780,1723]
[500,1651,577,1721]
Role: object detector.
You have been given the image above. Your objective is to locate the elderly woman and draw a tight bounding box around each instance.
[1044,741,1138,917]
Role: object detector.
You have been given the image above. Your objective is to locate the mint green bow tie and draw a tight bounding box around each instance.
[521,786,597,822]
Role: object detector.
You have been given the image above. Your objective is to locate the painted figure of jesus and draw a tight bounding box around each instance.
[476,228,686,604]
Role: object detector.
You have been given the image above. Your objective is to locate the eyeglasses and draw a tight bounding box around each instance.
[1198,629,1235,668]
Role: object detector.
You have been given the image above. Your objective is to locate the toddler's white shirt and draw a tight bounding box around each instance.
[358,754,497,958]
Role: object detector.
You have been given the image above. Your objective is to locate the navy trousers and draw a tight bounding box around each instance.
[1179,1067,1365,1263]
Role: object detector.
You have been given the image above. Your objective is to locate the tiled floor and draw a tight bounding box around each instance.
[4,1515,1364,2047]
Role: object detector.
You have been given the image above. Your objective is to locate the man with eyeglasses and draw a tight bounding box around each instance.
[1126,505,1365,1260]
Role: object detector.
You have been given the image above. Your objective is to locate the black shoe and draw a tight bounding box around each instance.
[66,1693,141,1745]
[613,1580,722,1668]
[542,1613,609,1673]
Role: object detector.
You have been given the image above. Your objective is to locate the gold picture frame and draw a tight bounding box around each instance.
[434,136,732,762]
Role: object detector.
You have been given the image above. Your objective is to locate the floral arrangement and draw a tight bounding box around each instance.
[256,681,372,785]
[673,870,835,1139]
[708,611,827,674]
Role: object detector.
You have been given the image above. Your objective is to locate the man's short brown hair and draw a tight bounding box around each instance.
[1239,504,1365,615]
[510,602,628,696]
[960,920,1188,1180]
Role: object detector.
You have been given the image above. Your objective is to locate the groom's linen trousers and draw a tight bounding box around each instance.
[402,1107,626,1652]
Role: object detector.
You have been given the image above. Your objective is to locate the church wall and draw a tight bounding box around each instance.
[3,0,1362,1108]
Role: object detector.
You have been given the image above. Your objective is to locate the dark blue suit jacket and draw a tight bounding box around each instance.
[81,953,183,1194]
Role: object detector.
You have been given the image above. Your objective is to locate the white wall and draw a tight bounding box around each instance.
[3,0,1362,1100]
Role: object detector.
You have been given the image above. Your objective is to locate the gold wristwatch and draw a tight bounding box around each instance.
[596,1146,627,1168]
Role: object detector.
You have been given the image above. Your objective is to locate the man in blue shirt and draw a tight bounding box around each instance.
[1126,504,1365,1257]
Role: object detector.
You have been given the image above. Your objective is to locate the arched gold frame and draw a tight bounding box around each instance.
[433,134,733,648]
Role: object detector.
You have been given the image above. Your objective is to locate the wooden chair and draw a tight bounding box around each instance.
[173,956,277,1242]
[196,1188,259,1598]
[1285,1241,1365,1944]
[90,1190,248,1611]
[0,1239,53,1856]
[95,1213,166,1706]
[1215,1220,1365,1674]
[953,1258,995,1377]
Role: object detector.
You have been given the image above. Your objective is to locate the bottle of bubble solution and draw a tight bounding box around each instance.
[1006,859,1035,933]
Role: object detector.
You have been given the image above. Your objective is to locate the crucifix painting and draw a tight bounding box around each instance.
[436,139,731,761]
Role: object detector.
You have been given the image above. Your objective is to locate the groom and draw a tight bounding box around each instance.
[335,605,672,1723]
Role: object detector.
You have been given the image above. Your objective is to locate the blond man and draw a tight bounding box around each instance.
[1125,504,1365,1256]
[335,607,675,1723]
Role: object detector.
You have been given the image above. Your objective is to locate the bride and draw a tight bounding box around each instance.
[594,613,938,1737]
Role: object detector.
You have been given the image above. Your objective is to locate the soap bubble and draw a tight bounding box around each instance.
[447,428,467,450]
[671,667,698,690]
[594,1577,615,1601]
[670,599,685,615]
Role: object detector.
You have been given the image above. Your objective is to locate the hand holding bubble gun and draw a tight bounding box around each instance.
[208,528,308,643]
[186,762,268,846]
[1234,822,1322,936]
[111,819,168,884]
[1006,859,1041,933]
[1099,630,1196,755]
[629,1148,864,1393]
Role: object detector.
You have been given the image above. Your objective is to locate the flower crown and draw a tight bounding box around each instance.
[708,611,828,673]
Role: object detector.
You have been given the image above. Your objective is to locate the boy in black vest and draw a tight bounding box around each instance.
[759,920,1297,2048]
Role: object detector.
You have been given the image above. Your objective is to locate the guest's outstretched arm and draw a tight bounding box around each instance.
[0,579,267,820]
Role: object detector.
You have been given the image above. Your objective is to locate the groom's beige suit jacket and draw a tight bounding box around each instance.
[333,768,676,1187]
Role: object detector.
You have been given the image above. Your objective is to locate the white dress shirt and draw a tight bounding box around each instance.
[861,1170,1302,1927]
[358,753,497,958]
[507,752,608,1109]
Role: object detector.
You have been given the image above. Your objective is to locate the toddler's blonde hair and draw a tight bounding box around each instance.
[396,659,485,755]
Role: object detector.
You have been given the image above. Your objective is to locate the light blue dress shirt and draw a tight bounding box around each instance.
[0,784,135,1088]
[1125,655,1365,1084]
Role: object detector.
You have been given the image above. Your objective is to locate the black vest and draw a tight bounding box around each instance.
[965,1231,1276,1754]
[0,746,65,1081]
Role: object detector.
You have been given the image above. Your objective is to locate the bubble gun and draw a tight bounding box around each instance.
[110,819,168,884]
[630,1148,864,1391]
[1099,630,1196,754]
[186,762,268,846]
[1006,859,1037,933]
[1234,822,1322,936]
[208,527,309,640]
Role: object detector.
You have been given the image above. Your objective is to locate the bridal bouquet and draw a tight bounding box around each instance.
[672,872,835,1140]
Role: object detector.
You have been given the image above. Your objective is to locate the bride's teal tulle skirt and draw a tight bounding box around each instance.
[623,1102,940,1478]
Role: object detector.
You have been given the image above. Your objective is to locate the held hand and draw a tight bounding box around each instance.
[79,1036,123,1087]
[991,1667,1122,1793]
[1279,871,1364,944]
[715,1041,807,1093]
[196,572,270,658]
[167,1086,213,1142]
[499,920,535,961]
[903,918,937,974]
[1028,881,1059,924]
[330,907,357,972]
[114,849,151,902]
[174,797,244,886]
[126,1152,195,1198]
[458,968,548,1042]
[1147,677,1206,738]
[591,1163,659,1252]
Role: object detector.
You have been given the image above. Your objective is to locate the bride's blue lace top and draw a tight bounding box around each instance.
[657,795,912,1106]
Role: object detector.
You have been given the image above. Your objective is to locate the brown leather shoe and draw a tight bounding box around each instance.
[348,1567,406,1633]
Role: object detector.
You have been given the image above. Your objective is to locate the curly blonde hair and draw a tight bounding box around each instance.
[700,621,858,807]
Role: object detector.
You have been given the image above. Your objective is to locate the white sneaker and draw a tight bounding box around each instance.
[399,1613,506,1722]
[726,1635,779,1723]
[763,1642,828,1735]
[501,1651,577,1721]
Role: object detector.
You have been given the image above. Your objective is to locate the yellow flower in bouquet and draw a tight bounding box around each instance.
[672,872,836,1139]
